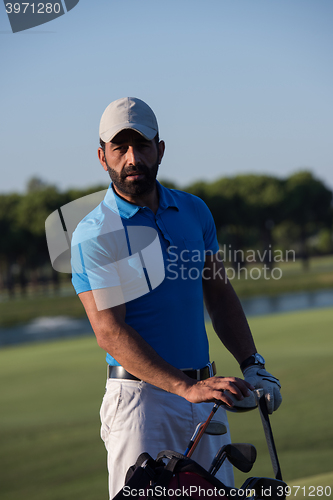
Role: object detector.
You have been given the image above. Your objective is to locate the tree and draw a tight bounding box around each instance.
[158,179,179,190]
[282,171,333,267]
[186,175,285,267]
[0,193,27,294]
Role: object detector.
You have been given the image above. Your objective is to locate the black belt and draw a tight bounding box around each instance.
[108,362,216,382]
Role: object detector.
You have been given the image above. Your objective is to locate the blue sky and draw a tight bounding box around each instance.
[1,0,332,193]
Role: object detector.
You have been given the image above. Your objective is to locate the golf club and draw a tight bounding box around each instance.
[241,476,287,500]
[254,389,283,481]
[186,403,221,458]
[184,421,227,456]
[217,390,259,413]
[209,443,257,476]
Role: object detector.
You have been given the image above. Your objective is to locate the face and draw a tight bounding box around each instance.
[98,129,165,197]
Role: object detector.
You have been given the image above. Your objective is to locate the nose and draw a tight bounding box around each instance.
[126,146,140,165]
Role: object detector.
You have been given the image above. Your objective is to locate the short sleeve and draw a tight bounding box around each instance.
[71,232,123,295]
[194,197,219,254]
[71,229,154,311]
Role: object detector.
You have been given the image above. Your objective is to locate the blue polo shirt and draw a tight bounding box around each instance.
[71,181,219,369]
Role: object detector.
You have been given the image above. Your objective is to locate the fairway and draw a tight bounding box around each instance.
[289,472,333,500]
[207,307,333,493]
[1,308,333,499]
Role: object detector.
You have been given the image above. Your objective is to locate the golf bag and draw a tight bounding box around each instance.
[113,449,287,500]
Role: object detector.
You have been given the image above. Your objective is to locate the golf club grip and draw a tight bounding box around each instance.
[258,395,283,481]
[186,404,219,458]
[184,439,195,456]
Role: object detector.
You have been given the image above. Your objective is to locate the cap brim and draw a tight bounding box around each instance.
[100,123,157,142]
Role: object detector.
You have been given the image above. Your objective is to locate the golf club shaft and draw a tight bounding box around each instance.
[186,403,219,458]
[208,449,227,475]
[257,394,283,481]
[184,423,203,456]
[208,446,224,474]
[211,452,227,476]
[185,421,227,456]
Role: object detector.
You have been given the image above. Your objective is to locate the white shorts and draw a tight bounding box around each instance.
[100,378,234,499]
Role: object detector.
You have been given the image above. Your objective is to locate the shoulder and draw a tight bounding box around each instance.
[169,187,213,220]
[160,184,209,211]
[71,201,119,246]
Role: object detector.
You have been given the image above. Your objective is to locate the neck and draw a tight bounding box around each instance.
[113,182,159,214]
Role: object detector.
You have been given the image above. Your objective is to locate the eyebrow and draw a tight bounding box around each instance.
[111,137,151,146]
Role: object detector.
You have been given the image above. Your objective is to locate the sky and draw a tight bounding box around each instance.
[1,0,333,194]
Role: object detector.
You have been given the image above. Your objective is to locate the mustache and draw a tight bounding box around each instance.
[121,165,150,178]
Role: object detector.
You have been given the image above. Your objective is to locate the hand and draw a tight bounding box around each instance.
[243,366,282,414]
[183,376,254,407]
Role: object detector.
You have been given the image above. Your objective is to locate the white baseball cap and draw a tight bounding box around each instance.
[99,97,159,143]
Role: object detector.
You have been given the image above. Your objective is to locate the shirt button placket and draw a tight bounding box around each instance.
[155,216,172,248]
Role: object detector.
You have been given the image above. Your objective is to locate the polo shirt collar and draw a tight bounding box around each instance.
[156,181,179,214]
[103,181,179,219]
[103,183,140,219]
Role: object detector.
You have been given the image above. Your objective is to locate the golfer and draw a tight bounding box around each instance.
[71,97,282,499]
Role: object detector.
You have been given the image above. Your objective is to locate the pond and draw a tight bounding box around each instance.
[1,289,332,348]
[241,288,333,317]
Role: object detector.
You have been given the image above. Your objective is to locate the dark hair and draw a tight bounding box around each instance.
[99,138,106,151]
[99,133,159,152]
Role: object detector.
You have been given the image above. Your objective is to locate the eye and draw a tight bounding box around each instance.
[114,145,128,153]
[138,142,150,149]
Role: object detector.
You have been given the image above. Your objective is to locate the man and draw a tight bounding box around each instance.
[71,97,282,499]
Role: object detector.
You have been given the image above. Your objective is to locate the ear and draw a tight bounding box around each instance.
[158,140,165,164]
[98,147,108,172]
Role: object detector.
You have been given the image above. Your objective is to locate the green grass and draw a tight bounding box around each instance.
[1,308,333,499]
[289,472,333,499]
[206,307,333,489]
[0,337,108,500]
[229,254,333,298]
[0,291,85,328]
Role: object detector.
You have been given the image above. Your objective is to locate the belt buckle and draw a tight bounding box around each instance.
[196,363,214,380]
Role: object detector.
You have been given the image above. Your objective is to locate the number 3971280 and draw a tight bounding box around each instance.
[5,3,61,14]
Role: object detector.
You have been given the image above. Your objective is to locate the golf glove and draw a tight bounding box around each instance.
[243,366,282,414]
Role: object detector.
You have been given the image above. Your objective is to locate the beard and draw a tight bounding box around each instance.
[105,157,159,196]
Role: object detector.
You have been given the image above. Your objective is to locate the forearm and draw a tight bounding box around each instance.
[96,316,192,397]
[208,280,256,364]
[98,319,254,406]
[203,255,257,365]
[79,290,253,407]
[203,256,282,414]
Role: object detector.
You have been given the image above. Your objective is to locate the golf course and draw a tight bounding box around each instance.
[1,305,332,499]
[207,308,333,496]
